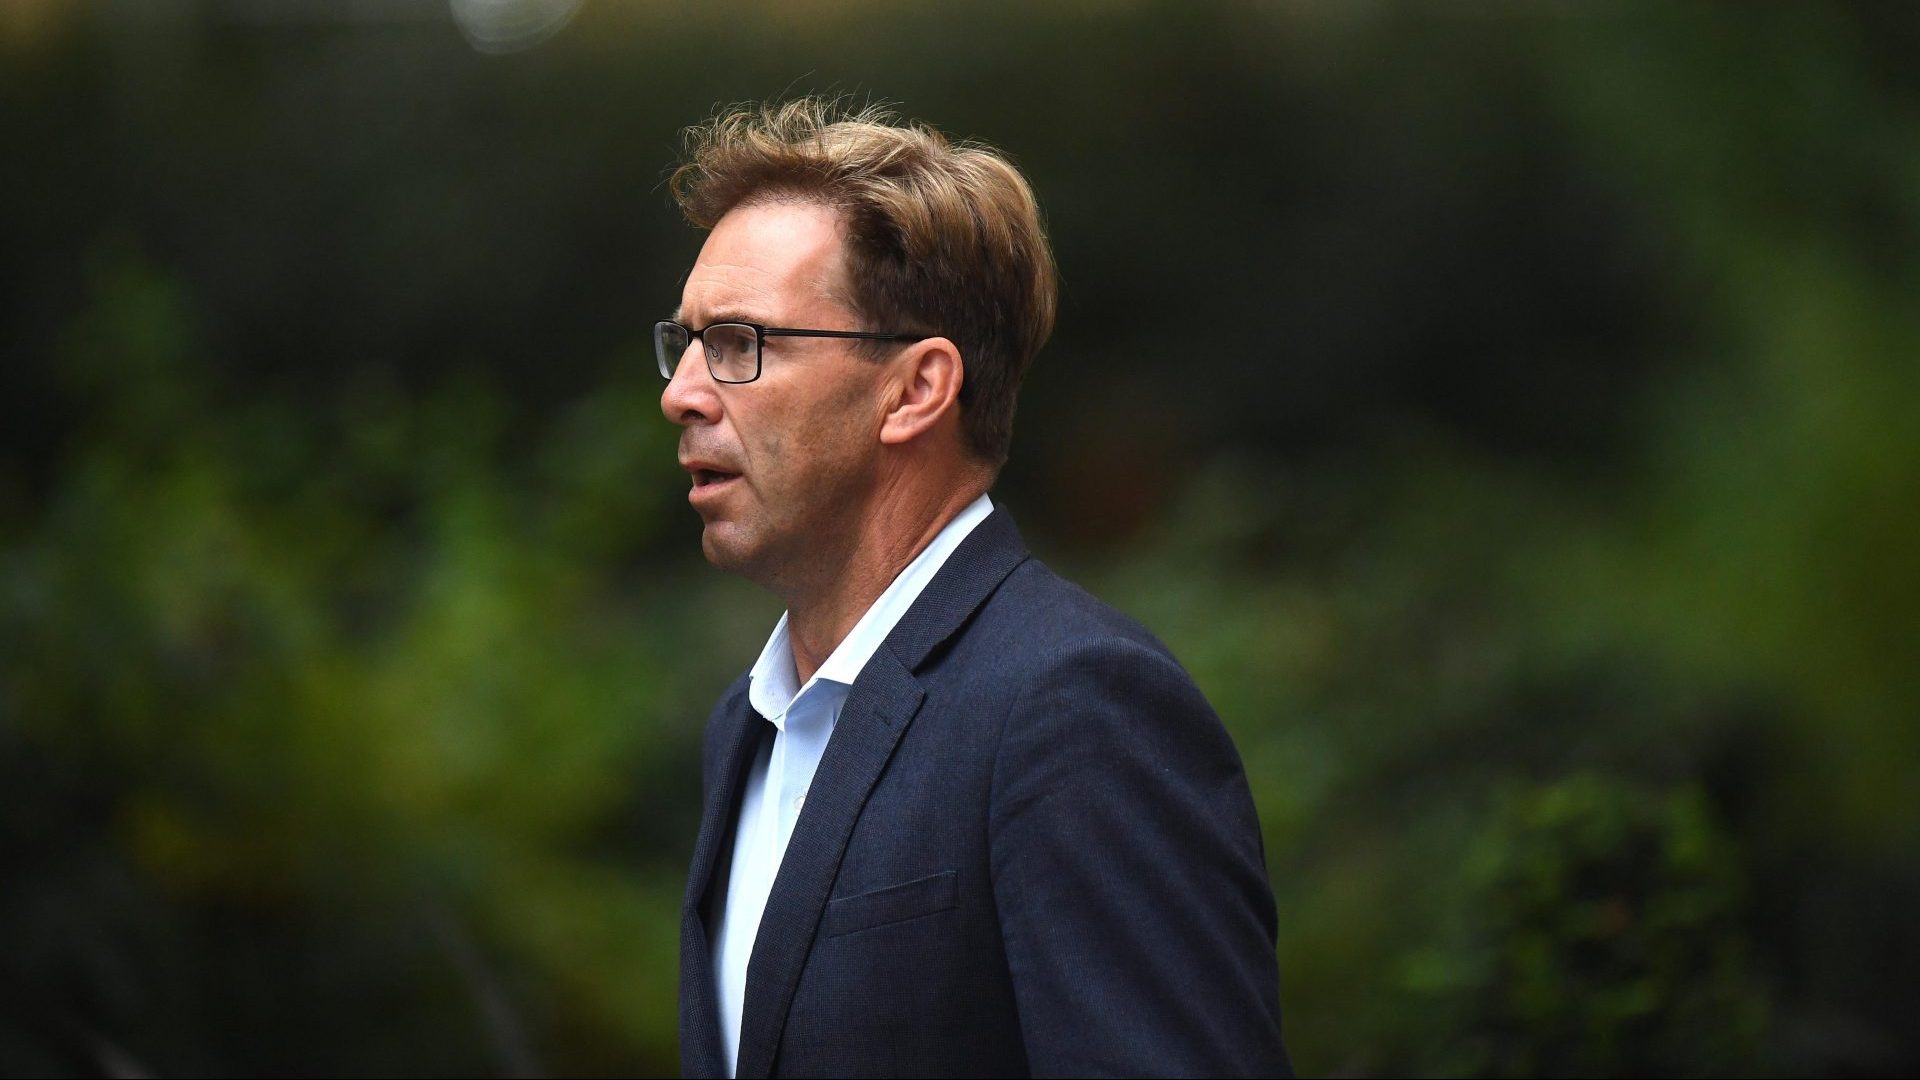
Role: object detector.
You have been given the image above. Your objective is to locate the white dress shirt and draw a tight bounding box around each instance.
[711,492,994,1077]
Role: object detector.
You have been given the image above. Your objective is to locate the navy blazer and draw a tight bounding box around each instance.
[679,506,1291,1078]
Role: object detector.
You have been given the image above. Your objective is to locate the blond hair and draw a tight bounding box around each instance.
[669,97,1057,468]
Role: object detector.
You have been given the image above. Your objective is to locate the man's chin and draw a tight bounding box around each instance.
[699,527,740,570]
[700,523,764,578]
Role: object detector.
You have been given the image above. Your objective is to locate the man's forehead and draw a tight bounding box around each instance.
[676,200,849,322]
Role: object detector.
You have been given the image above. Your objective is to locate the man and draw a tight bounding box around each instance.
[660,98,1291,1079]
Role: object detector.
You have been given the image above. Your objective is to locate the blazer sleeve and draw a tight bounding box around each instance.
[987,636,1292,1078]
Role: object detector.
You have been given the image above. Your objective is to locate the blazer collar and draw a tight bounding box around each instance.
[684,673,757,919]
[878,503,1031,675]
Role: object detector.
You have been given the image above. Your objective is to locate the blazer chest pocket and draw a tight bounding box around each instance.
[821,870,958,938]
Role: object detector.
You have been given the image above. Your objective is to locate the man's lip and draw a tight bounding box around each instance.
[681,461,742,505]
[687,472,739,509]
[680,459,742,485]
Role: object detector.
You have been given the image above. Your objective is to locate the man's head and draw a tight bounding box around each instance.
[667,97,1057,470]
[659,98,1056,587]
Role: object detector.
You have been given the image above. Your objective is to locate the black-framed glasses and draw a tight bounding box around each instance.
[653,320,923,384]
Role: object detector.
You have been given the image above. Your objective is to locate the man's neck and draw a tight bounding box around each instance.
[782,480,983,686]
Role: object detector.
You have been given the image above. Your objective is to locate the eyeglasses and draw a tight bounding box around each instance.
[653,320,924,384]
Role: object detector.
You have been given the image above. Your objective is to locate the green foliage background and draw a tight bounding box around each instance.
[3,2,1916,1075]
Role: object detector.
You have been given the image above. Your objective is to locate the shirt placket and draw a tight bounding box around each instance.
[776,691,833,846]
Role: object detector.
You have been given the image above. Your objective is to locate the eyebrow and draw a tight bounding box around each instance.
[669,308,770,329]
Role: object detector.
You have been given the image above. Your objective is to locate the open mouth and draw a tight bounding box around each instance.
[692,469,739,488]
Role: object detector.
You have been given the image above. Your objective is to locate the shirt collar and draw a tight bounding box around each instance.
[747,492,994,727]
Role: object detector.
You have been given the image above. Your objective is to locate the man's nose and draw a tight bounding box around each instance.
[660,344,719,427]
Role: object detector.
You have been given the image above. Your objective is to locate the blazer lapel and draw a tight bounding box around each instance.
[730,505,1032,1078]
[733,649,924,1078]
[680,679,763,1078]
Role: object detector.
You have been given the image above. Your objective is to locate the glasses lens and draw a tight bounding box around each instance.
[654,321,690,379]
[704,323,759,383]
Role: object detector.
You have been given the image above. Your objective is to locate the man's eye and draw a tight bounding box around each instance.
[708,328,753,357]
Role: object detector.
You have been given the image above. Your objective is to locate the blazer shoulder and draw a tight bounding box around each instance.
[973,556,1186,673]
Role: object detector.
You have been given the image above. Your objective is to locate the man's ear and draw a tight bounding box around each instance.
[879,337,963,447]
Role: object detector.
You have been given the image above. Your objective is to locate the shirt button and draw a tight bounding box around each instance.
[793,795,806,811]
